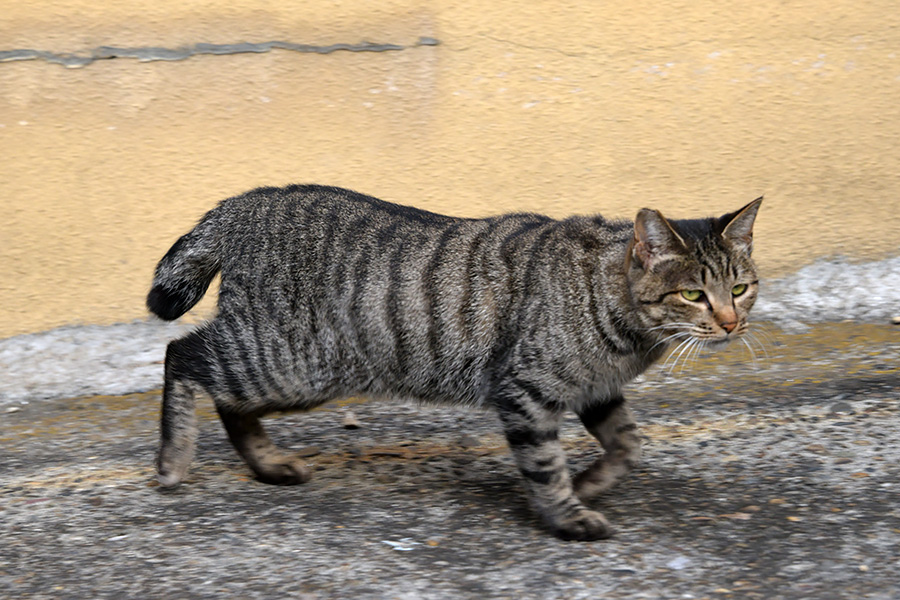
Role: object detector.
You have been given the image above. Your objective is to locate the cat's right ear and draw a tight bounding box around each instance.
[629,208,687,271]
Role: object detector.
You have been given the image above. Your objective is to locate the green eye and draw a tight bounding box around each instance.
[681,289,703,302]
[732,283,748,296]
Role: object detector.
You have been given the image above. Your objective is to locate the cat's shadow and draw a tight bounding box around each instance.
[184,434,733,541]
[187,421,686,534]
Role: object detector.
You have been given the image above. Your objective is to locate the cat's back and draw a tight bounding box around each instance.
[210,184,634,298]
[211,184,562,284]
[215,184,462,237]
[208,184,467,283]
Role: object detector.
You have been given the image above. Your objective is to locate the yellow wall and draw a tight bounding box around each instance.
[2,1,899,338]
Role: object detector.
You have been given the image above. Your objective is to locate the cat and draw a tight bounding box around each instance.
[147,184,762,541]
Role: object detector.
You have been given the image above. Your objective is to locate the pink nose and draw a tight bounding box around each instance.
[720,320,737,333]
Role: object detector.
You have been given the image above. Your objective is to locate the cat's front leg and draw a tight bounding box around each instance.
[573,395,642,500]
[495,382,614,541]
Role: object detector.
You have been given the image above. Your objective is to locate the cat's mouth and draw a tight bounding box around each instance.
[650,323,745,357]
[687,326,743,348]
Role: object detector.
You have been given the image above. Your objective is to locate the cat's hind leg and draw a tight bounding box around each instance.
[573,395,642,501]
[157,331,209,488]
[158,327,310,487]
[216,409,311,485]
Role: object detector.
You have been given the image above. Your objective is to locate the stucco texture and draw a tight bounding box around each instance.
[2,1,899,338]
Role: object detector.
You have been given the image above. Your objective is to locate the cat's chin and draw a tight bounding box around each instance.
[703,338,732,351]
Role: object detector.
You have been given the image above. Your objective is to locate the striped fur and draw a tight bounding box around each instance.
[148,184,762,540]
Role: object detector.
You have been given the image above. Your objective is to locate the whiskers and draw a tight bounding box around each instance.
[660,335,707,375]
[738,323,773,367]
[644,323,704,374]
[645,323,695,353]
[647,321,774,376]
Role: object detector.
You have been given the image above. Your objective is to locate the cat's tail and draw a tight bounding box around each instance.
[147,213,223,321]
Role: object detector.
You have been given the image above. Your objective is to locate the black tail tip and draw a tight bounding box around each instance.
[147,285,187,321]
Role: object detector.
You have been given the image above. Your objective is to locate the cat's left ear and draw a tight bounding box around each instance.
[720,196,763,254]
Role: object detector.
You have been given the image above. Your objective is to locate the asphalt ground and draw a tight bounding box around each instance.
[2,322,899,599]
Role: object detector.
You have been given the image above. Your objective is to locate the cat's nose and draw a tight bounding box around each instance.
[715,306,738,334]
[720,320,737,333]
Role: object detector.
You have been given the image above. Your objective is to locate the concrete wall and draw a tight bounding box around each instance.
[2,1,899,338]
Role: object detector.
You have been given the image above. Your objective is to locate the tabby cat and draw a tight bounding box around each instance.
[148,184,762,541]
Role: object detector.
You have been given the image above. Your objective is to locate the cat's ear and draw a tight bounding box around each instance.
[630,208,687,270]
[720,196,763,254]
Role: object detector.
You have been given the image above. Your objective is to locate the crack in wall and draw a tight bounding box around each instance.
[0,36,439,68]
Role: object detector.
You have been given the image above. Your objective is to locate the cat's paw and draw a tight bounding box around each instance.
[157,455,190,488]
[253,458,312,485]
[550,509,615,541]
[157,469,184,489]
[573,457,633,500]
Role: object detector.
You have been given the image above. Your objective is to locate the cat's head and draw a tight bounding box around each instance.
[626,197,763,348]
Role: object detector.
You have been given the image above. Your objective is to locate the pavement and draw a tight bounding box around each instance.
[2,321,899,599]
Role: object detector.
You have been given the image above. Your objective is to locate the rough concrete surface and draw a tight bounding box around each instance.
[2,322,899,599]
